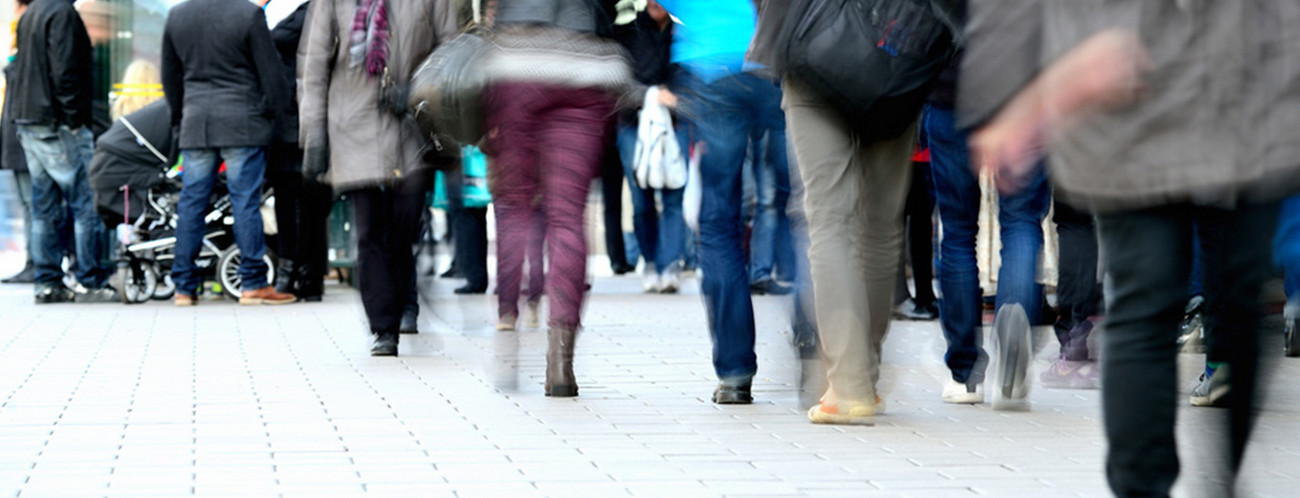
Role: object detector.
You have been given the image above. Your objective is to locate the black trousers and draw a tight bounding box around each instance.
[1097,202,1278,497]
[352,170,434,334]
[454,206,489,288]
[267,142,331,295]
[895,161,937,306]
[600,136,628,269]
[1052,195,1101,360]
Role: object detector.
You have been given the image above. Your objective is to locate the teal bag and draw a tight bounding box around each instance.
[433,145,492,209]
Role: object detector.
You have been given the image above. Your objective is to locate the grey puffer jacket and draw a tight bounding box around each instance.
[299,0,459,191]
[961,0,1300,213]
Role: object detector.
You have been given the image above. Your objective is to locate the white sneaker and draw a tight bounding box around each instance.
[942,380,984,404]
[642,264,660,293]
[658,271,679,294]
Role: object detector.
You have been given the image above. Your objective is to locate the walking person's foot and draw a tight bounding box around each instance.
[370,331,399,356]
[74,286,119,303]
[174,293,197,307]
[454,283,487,294]
[1190,363,1230,407]
[34,285,75,304]
[399,309,419,334]
[894,298,939,320]
[712,378,753,404]
[942,379,985,404]
[808,395,884,425]
[992,304,1032,410]
[1039,358,1099,389]
[750,278,793,296]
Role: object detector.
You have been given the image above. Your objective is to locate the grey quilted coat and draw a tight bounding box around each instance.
[299,0,460,191]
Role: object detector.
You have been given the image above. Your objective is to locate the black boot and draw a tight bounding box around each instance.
[371,331,399,356]
[399,309,419,334]
[1,261,36,284]
[274,258,297,295]
[545,327,578,397]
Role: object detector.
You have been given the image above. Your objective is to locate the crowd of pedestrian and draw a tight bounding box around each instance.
[2,0,1299,496]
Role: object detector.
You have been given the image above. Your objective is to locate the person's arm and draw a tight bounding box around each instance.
[47,8,92,128]
[160,16,184,128]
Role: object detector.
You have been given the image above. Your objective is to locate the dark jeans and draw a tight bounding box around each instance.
[172,147,269,294]
[1052,196,1101,360]
[896,161,937,306]
[675,69,785,382]
[351,169,434,333]
[927,105,1050,385]
[617,124,686,272]
[1097,202,1277,497]
[16,124,109,289]
[748,128,794,283]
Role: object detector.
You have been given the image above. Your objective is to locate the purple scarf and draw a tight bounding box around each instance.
[348,0,389,77]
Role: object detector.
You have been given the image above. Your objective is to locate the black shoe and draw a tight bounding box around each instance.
[274,258,297,295]
[712,380,753,404]
[455,283,487,295]
[370,331,399,356]
[1,263,35,284]
[611,263,635,275]
[894,299,938,321]
[75,286,119,303]
[399,310,419,334]
[440,265,460,279]
[34,286,76,304]
[750,278,793,296]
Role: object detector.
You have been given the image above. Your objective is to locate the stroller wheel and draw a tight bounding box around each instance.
[217,247,276,300]
[152,269,176,301]
[118,263,158,304]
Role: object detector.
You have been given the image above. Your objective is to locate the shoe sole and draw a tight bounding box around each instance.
[942,393,983,404]
[369,349,398,357]
[1286,320,1300,357]
[239,297,297,305]
[712,393,753,404]
[807,406,877,426]
[993,304,1032,408]
[1190,385,1230,407]
[545,385,579,397]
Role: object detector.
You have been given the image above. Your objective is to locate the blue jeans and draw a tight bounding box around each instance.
[676,69,785,382]
[747,129,795,283]
[617,124,686,272]
[15,124,109,289]
[1273,196,1300,300]
[172,147,270,295]
[926,106,1050,385]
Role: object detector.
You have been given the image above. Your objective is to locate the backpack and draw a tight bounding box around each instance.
[783,0,962,139]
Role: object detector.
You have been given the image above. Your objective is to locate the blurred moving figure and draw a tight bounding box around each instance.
[11,0,114,303]
[300,0,460,355]
[658,0,783,405]
[963,1,1300,495]
[483,0,628,396]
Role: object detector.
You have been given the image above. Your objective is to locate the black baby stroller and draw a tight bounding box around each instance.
[89,101,276,303]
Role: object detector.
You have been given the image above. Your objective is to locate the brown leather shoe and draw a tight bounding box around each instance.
[174,293,196,307]
[239,286,297,305]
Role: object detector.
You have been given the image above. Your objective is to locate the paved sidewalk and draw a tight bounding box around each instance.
[0,257,1297,497]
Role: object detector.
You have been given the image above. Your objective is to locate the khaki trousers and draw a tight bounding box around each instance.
[783,78,918,401]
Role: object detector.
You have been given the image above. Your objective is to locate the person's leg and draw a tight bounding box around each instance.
[268,168,303,293]
[618,124,658,269]
[458,206,489,290]
[749,130,778,284]
[297,178,331,299]
[220,147,271,291]
[485,83,543,325]
[15,170,34,266]
[784,76,912,409]
[657,186,686,271]
[1273,196,1300,302]
[15,125,77,292]
[1096,205,1191,497]
[527,206,546,304]
[1052,195,1100,360]
[601,133,630,273]
[168,148,220,297]
[927,107,987,386]
[353,188,398,332]
[53,125,110,290]
[683,71,758,389]
[994,165,1049,321]
[537,88,612,330]
[908,161,937,307]
[1197,203,1279,474]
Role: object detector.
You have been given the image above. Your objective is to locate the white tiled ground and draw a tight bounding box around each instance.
[0,253,1297,497]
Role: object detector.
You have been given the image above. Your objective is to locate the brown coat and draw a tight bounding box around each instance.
[299,0,460,191]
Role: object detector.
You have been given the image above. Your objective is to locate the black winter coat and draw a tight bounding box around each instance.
[161,0,291,149]
[8,0,94,129]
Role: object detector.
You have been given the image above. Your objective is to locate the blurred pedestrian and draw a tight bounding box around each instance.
[964,1,1300,494]
[300,0,460,356]
[483,0,629,396]
[10,0,115,303]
